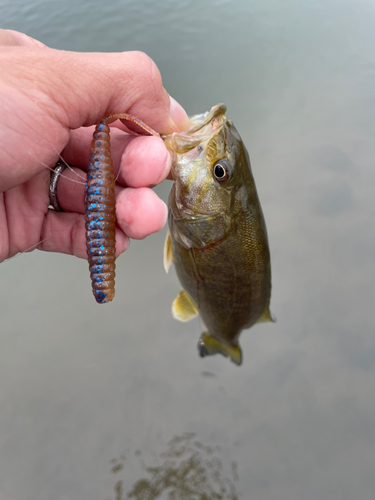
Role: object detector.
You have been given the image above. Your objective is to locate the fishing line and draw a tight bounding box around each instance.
[8,121,153,262]
[36,157,86,186]
[4,210,84,262]
[4,154,85,261]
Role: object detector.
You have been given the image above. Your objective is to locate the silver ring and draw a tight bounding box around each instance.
[49,161,67,212]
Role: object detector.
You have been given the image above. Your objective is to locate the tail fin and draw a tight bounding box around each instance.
[197,332,242,366]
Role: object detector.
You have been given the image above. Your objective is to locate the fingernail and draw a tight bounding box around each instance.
[161,144,172,182]
[161,200,168,227]
[152,139,171,185]
[169,96,190,132]
[115,229,130,256]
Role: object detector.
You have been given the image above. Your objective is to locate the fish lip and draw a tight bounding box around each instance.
[186,103,227,134]
[162,103,227,156]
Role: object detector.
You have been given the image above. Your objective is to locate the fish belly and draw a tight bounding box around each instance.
[171,230,270,345]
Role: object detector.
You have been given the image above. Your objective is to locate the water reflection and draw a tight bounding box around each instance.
[109,433,239,499]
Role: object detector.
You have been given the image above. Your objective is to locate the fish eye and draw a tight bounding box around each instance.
[213,159,231,183]
[214,164,226,178]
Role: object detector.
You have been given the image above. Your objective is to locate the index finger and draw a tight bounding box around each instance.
[0,28,46,47]
[16,48,190,134]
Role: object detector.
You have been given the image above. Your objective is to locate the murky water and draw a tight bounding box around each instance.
[1,0,375,498]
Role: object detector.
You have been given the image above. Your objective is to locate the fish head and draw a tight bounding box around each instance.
[163,104,252,248]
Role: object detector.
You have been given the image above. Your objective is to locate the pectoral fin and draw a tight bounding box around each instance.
[172,289,198,322]
[163,230,173,273]
[256,306,275,324]
[197,332,242,366]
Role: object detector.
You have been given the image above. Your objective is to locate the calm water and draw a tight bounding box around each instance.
[1,0,375,498]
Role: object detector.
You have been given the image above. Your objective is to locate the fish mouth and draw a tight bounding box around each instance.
[187,103,227,135]
[162,104,227,156]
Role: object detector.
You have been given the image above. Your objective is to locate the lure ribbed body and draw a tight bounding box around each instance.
[85,114,160,303]
[85,120,116,303]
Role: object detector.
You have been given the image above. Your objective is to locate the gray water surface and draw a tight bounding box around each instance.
[1,0,375,498]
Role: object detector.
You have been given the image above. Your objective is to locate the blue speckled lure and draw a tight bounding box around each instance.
[85,113,160,303]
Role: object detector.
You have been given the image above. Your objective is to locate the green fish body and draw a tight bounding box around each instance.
[163,104,273,365]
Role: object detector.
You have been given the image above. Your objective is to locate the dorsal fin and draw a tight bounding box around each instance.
[172,289,198,322]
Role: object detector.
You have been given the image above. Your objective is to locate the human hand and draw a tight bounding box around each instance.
[0,29,190,263]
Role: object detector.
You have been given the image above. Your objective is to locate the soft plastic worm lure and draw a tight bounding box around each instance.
[85,113,160,303]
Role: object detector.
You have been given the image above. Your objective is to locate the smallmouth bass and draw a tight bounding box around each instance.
[163,104,273,365]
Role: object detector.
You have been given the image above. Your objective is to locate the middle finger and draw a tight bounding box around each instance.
[62,125,170,188]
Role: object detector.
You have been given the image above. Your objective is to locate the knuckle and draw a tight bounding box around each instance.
[132,51,157,75]
[127,51,164,99]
